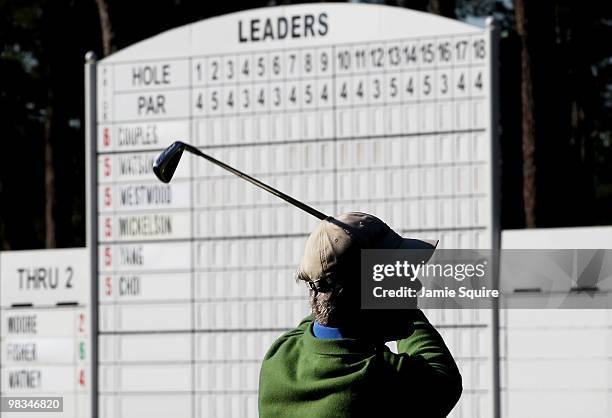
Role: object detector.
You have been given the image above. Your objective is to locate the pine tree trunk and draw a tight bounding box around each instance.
[429,0,456,18]
[44,105,56,247]
[95,0,114,56]
[515,0,537,228]
[0,219,8,250]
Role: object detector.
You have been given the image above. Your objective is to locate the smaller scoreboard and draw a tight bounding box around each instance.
[501,228,612,418]
[0,248,91,418]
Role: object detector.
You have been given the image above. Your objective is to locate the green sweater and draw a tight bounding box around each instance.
[259,310,462,417]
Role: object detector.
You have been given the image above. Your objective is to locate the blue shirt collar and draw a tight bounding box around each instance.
[313,321,344,339]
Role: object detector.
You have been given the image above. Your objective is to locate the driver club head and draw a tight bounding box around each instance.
[152,141,186,183]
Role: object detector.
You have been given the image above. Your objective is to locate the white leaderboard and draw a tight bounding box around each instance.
[0,249,91,418]
[94,4,497,418]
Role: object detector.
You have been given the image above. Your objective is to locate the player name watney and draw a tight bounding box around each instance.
[100,242,191,271]
[6,369,42,389]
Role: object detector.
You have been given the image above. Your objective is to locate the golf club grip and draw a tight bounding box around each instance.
[183,144,328,221]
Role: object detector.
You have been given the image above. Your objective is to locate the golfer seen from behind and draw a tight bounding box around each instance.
[259,212,463,417]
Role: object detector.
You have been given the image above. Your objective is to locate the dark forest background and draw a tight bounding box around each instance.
[0,0,611,250]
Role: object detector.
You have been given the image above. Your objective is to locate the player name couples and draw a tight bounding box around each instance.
[372,285,500,300]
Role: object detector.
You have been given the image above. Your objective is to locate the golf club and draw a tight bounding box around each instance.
[153,141,329,220]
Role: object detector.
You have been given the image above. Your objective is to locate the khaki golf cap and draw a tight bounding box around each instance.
[297,212,438,291]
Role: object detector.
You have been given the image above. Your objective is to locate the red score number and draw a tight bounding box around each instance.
[79,313,86,333]
[104,187,112,207]
[105,277,112,296]
[103,127,110,147]
[103,157,111,177]
[104,247,112,267]
[104,217,112,238]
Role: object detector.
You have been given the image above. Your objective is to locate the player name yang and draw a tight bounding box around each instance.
[238,13,328,43]
[119,245,144,266]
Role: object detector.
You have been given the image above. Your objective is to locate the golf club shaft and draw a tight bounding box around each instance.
[182,143,328,220]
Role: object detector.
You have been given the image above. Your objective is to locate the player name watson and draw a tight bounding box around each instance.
[373,286,500,300]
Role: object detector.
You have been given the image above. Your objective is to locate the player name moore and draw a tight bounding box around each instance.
[238,12,328,43]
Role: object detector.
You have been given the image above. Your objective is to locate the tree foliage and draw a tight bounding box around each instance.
[0,0,610,249]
